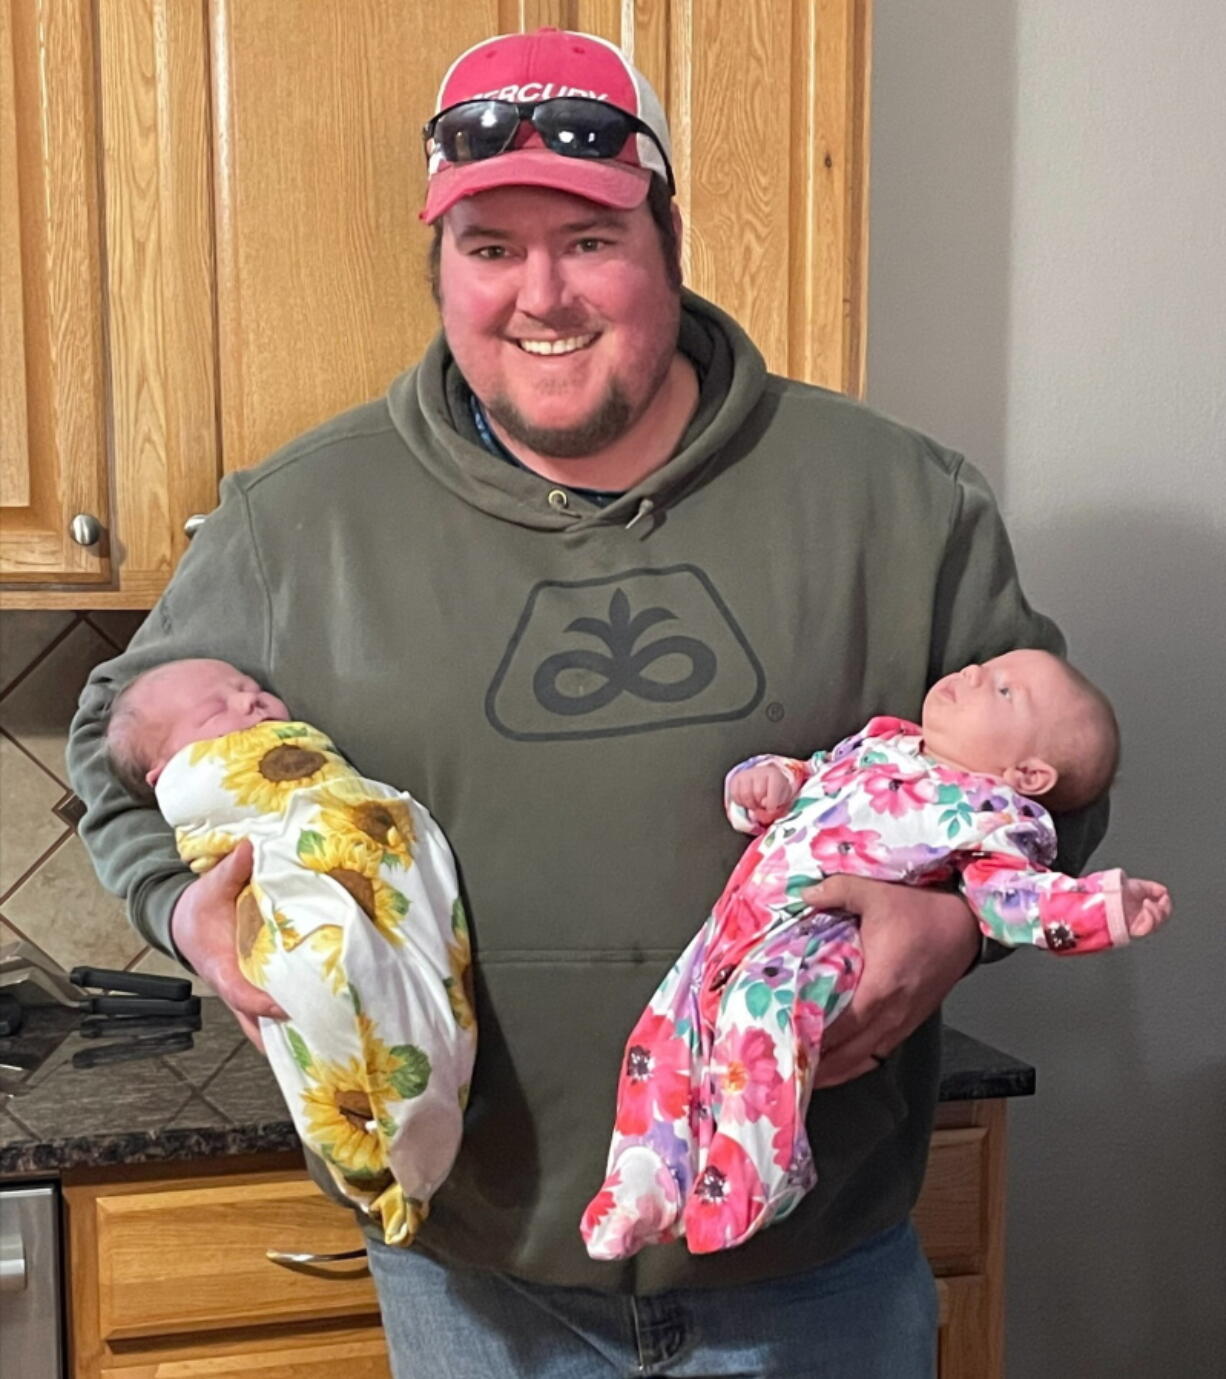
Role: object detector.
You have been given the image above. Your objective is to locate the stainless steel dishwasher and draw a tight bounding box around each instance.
[0,1182,65,1378]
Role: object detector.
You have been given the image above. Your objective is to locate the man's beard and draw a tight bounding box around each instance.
[484,382,641,460]
[483,338,676,460]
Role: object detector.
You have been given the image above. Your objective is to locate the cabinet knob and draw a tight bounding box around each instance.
[69,514,102,547]
[183,513,208,538]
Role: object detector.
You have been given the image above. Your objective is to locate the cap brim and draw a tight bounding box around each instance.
[421,149,652,223]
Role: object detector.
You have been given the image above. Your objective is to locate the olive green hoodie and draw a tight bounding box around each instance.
[68,292,1102,1292]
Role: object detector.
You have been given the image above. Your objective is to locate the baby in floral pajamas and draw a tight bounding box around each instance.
[105,658,475,1247]
[581,650,1170,1258]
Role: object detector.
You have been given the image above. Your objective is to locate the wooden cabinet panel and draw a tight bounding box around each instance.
[924,1100,1006,1378]
[90,1175,379,1340]
[95,0,221,604]
[0,0,29,506]
[936,1274,996,1379]
[99,1331,391,1379]
[0,0,110,585]
[208,0,497,473]
[624,0,870,393]
[912,1124,989,1274]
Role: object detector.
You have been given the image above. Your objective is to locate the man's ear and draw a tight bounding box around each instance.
[670,202,684,281]
[1003,757,1058,799]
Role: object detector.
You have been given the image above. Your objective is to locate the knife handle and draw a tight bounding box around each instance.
[78,1013,201,1038]
[70,966,192,1001]
[85,995,201,1017]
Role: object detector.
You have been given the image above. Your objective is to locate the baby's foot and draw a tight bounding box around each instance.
[682,1133,768,1255]
[581,1146,683,1260]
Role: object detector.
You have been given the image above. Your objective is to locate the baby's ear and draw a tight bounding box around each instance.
[145,762,164,788]
[1003,758,1058,799]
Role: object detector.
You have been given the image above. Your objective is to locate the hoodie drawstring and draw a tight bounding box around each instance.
[625,498,655,531]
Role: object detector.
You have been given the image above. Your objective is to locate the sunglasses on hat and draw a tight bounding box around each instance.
[423,97,675,194]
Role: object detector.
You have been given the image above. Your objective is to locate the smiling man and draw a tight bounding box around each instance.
[69,27,1106,1379]
[438,187,697,487]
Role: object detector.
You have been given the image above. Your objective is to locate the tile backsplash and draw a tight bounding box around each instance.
[0,610,208,990]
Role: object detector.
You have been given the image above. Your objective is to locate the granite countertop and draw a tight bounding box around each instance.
[0,999,1035,1177]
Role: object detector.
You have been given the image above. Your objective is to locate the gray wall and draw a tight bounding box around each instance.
[868,3,1225,1375]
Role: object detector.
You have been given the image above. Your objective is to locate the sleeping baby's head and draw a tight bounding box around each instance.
[104,658,289,795]
[921,649,1118,812]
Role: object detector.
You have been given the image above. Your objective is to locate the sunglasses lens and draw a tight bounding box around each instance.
[532,99,635,159]
[432,102,519,164]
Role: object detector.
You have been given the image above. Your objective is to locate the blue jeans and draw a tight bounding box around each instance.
[366,1218,938,1378]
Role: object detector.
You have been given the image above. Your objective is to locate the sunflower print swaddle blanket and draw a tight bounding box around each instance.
[156,721,476,1246]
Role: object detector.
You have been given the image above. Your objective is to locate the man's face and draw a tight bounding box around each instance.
[920,649,1076,778]
[438,185,681,459]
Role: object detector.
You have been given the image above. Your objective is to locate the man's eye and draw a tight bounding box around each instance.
[471,245,507,260]
[574,237,609,253]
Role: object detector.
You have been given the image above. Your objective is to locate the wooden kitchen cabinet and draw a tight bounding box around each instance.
[0,0,112,591]
[64,1154,390,1379]
[1,0,870,608]
[2,0,220,603]
[917,1100,1008,1379]
[63,1099,1007,1379]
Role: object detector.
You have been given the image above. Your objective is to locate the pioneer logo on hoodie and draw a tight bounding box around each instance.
[486,566,765,741]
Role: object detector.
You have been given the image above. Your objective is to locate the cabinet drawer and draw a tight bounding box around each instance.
[99,1328,391,1379]
[913,1126,990,1273]
[91,1176,380,1341]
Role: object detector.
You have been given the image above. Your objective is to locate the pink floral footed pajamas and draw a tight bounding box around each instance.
[580,716,1131,1259]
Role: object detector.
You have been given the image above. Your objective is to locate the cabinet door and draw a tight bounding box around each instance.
[612,0,871,393]
[209,0,487,472]
[94,0,221,605]
[1,0,219,608]
[0,0,110,585]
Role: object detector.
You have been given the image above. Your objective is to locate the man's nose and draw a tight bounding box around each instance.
[516,250,573,320]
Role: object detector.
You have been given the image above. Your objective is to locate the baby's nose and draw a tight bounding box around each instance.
[961,664,982,685]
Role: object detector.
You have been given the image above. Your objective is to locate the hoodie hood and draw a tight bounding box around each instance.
[387,290,768,531]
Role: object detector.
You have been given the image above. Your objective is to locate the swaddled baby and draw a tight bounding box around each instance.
[105,658,475,1246]
[582,650,1170,1259]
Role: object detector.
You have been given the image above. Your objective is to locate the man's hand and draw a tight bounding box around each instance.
[728,764,796,827]
[169,840,286,1051]
[803,876,980,1089]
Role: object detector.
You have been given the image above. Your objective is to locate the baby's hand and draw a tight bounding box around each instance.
[1122,876,1172,937]
[729,764,797,827]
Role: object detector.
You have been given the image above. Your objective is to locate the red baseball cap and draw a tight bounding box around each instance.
[422,28,672,223]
